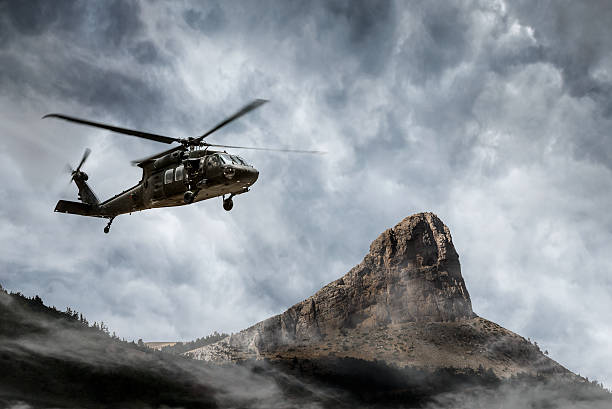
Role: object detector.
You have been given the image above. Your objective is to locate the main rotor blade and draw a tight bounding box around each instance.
[195,99,268,142]
[43,113,181,145]
[130,145,185,166]
[204,142,326,154]
[75,148,91,173]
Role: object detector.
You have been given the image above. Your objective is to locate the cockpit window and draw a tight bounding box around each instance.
[233,155,248,166]
[218,153,234,164]
[216,153,249,166]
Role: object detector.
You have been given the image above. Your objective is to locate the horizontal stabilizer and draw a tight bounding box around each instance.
[54,200,104,218]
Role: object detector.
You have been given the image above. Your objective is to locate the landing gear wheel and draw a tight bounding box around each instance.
[223,198,234,211]
[104,217,115,234]
[184,190,195,204]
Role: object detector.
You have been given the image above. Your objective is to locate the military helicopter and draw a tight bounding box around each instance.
[45,99,322,233]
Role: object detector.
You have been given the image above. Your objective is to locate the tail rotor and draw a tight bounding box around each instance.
[67,148,91,183]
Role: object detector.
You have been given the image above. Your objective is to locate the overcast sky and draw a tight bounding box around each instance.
[1,0,611,387]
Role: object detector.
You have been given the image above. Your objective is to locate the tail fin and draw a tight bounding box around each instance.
[55,200,104,218]
[64,148,100,205]
[73,177,100,205]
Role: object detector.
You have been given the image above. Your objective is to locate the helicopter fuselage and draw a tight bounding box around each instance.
[55,149,259,224]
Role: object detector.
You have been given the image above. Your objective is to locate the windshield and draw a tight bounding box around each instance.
[233,155,248,166]
[219,154,248,166]
[218,154,234,164]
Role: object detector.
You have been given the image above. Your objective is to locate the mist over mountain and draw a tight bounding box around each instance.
[2,213,610,408]
[0,284,349,408]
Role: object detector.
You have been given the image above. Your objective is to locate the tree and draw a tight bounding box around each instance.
[100,321,110,335]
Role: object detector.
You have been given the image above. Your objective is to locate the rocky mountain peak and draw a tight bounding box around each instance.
[190,213,479,359]
[353,211,474,325]
[276,212,474,337]
[189,213,572,380]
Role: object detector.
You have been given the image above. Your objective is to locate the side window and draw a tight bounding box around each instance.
[164,169,174,184]
[175,165,184,181]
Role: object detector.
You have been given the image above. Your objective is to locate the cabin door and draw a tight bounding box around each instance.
[151,172,164,200]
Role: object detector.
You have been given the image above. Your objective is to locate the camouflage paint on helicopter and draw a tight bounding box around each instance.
[45,100,323,233]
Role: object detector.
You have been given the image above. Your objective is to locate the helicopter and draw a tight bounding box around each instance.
[44,99,323,233]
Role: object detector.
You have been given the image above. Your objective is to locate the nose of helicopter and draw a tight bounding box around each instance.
[247,167,259,184]
[233,166,259,185]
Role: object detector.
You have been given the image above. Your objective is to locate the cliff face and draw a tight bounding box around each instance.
[243,212,472,347]
[189,213,572,379]
[343,211,474,325]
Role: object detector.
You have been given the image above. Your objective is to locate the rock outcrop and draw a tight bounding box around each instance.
[188,212,573,379]
[243,213,472,341]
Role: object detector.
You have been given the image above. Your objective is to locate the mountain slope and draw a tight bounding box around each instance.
[0,287,351,408]
[0,287,220,408]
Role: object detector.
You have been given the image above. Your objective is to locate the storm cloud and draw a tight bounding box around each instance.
[1,0,611,389]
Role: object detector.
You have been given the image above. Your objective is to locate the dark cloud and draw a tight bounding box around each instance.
[2,0,142,49]
[52,59,165,123]
[505,0,612,167]
[0,53,165,125]
[183,3,227,35]
[488,44,546,76]
[89,0,143,49]
[0,0,168,126]
[400,2,471,84]
[2,0,66,36]
[507,0,612,93]
[129,40,163,65]
[324,0,396,75]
